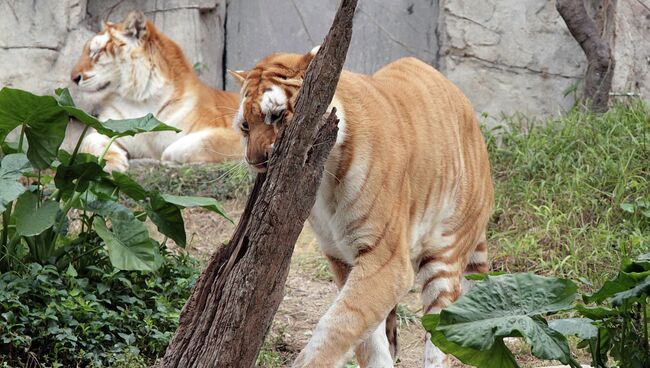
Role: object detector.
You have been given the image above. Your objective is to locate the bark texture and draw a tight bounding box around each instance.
[160,0,357,367]
[556,0,615,113]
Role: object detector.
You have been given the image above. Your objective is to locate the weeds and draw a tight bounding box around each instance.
[485,101,650,287]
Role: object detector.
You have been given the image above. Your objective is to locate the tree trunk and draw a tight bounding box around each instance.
[556,0,615,113]
[161,1,357,367]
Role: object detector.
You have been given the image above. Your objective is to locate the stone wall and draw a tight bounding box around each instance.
[0,0,647,119]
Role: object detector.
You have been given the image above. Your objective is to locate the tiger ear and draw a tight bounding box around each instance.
[122,11,148,40]
[297,45,321,71]
[227,69,249,86]
[101,20,113,31]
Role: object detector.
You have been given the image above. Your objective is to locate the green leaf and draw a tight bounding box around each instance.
[54,88,75,107]
[0,88,68,169]
[55,161,105,193]
[620,203,635,213]
[1,153,30,174]
[161,194,232,222]
[464,271,506,281]
[0,153,30,211]
[93,215,160,271]
[112,171,148,201]
[549,318,598,340]
[65,264,78,278]
[55,89,178,138]
[89,179,119,201]
[55,88,104,132]
[102,114,180,137]
[583,269,647,304]
[96,282,109,295]
[14,192,59,236]
[575,304,616,320]
[437,273,580,367]
[422,314,519,368]
[146,193,186,247]
[84,200,133,219]
[610,276,650,306]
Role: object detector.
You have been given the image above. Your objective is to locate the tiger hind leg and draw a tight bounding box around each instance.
[461,235,489,295]
[418,253,462,368]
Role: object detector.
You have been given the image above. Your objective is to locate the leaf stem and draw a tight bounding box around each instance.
[70,125,89,166]
[51,187,82,247]
[98,136,119,166]
[17,124,25,152]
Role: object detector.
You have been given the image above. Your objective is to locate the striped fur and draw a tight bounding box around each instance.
[68,11,242,172]
[231,50,494,368]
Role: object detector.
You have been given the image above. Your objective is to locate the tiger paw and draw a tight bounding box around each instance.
[102,149,129,173]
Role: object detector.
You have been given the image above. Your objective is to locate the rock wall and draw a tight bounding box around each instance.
[437,0,586,118]
[0,0,647,120]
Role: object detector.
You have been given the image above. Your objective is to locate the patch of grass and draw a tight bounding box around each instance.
[313,256,334,281]
[395,304,419,328]
[485,101,650,288]
[256,323,294,367]
[128,160,253,201]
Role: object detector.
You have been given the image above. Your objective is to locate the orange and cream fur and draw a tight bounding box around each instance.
[68,11,241,172]
[230,48,494,367]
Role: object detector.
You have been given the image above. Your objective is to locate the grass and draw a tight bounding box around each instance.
[256,322,294,367]
[485,100,650,288]
[128,160,253,201]
[395,304,419,328]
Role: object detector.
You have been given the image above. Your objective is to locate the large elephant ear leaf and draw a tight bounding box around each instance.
[54,89,179,138]
[436,273,581,368]
[0,153,31,211]
[549,318,598,340]
[145,193,186,247]
[145,193,232,248]
[93,214,161,271]
[0,88,68,168]
[161,194,232,222]
[54,87,104,131]
[101,114,180,137]
[585,253,650,305]
[14,191,59,236]
[422,314,519,368]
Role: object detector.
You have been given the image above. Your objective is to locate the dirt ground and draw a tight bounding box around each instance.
[173,200,583,368]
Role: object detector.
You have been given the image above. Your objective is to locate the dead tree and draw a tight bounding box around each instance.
[161,0,357,367]
[556,0,616,113]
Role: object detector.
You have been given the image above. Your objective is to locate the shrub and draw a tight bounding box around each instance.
[0,87,230,366]
[0,252,199,367]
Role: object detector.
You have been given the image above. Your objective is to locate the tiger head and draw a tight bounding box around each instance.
[229,48,318,172]
[71,11,162,100]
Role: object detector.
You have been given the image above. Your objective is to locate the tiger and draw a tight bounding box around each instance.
[68,11,242,172]
[229,48,494,368]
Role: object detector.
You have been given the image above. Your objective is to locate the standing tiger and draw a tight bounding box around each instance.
[69,11,242,172]
[230,48,493,367]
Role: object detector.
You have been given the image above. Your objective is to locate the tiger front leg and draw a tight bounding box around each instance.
[79,132,129,173]
[293,244,413,368]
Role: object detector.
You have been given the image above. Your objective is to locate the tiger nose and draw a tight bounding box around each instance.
[71,73,82,85]
[248,151,268,166]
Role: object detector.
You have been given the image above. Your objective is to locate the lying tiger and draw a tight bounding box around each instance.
[68,11,242,172]
[230,49,494,367]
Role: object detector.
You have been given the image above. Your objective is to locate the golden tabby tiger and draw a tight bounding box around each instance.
[68,11,242,172]
[230,48,493,368]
